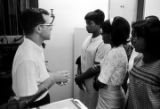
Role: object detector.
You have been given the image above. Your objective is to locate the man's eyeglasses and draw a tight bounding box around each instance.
[39,23,53,27]
[39,9,55,27]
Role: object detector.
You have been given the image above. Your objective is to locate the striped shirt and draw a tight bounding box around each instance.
[128,55,160,109]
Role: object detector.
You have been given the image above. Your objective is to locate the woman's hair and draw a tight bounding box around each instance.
[21,8,49,35]
[132,19,160,58]
[111,16,130,47]
[101,19,112,34]
[145,15,159,22]
[131,20,146,39]
[84,9,105,26]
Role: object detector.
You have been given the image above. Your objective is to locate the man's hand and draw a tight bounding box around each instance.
[39,71,70,90]
[51,70,70,85]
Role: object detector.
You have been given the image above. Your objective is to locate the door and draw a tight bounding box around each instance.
[109,0,138,25]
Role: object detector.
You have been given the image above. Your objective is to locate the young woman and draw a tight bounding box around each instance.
[127,19,160,109]
[75,9,111,109]
[93,19,111,91]
[95,16,130,109]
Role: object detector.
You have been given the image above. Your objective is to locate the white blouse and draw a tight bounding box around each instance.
[98,45,128,85]
[81,35,110,73]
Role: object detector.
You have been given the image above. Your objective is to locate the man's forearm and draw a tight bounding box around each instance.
[38,75,56,91]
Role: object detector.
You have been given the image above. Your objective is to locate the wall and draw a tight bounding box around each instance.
[39,0,108,102]
[73,28,90,99]
[144,0,160,18]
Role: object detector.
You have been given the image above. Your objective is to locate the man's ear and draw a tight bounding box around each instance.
[35,25,41,34]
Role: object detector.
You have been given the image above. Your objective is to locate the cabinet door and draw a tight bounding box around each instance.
[109,0,124,18]
[109,0,138,24]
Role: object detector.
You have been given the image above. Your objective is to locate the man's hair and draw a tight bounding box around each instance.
[84,9,105,26]
[21,8,49,35]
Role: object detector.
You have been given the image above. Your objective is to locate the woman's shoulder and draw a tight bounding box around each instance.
[98,43,111,52]
[108,46,126,61]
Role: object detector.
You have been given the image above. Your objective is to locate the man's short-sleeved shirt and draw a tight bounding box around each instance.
[12,38,49,98]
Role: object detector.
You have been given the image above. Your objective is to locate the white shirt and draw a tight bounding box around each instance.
[81,35,110,73]
[12,38,49,99]
[98,45,128,85]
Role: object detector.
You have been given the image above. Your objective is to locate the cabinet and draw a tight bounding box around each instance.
[109,0,138,24]
[0,44,19,105]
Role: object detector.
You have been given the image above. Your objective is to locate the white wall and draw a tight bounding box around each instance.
[144,0,160,18]
[39,0,108,102]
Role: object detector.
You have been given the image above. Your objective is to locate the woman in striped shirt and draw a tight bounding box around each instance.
[127,18,160,109]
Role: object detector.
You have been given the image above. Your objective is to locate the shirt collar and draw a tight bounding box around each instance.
[24,37,44,53]
[91,35,102,42]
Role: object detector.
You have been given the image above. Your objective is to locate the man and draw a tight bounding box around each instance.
[12,8,70,108]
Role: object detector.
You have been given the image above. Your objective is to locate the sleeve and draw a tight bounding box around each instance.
[98,51,116,84]
[95,43,111,63]
[15,60,38,97]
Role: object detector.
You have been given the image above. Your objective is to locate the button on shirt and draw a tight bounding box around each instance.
[12,38,49,99]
